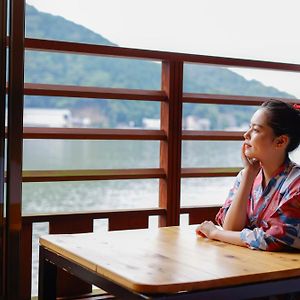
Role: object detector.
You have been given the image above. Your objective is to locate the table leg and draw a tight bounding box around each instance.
[38,246,57,300]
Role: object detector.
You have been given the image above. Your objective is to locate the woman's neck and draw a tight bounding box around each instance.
[261,155,287,188]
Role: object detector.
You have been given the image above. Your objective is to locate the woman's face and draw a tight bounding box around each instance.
[243,108,277,161]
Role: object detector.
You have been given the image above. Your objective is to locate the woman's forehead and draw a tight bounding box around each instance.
[250,108,269,126]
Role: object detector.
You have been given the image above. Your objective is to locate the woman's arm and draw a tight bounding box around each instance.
[196,221,246,247]
[222,144,260,231]
[196,193,300,251]
[222,169,257,231]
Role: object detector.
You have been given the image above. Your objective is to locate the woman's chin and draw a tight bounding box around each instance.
[247,153,259,161]
[245,151,257,160]
[244,149,252,157]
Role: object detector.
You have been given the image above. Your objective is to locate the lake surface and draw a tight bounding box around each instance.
[22,140,242,213]
[22,139,300,295]
[23,139,300,212]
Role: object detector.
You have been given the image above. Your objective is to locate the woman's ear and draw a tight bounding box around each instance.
[275,135,289,149]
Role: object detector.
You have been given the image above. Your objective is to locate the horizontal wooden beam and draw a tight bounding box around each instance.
[5,83,298,107]
[23,83,167,102]
[13,167,241,182]
[3,127,258,141]
[23,38,300,71]
[21,168,166,182]
[21,127,166,140]
[20,83,300,106]
[22,206,226,225]
[181,167,240,178]
[182,93,300,106]
[8,128,244,141]
[182,130,243,141]
[22,208,166,224]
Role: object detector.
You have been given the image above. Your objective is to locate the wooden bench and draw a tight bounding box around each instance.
[38,225,300,299]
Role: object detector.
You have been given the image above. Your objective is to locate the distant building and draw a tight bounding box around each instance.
[23,108,73,127]
[184,116,210,130]
[142,118,160,129]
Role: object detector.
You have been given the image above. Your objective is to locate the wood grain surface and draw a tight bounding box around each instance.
[40,225,300,294]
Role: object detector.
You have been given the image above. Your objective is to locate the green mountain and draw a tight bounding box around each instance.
[25,5,294,129]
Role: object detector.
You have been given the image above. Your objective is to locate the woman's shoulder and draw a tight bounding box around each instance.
[281,160,300,195]
[288,160,300,177]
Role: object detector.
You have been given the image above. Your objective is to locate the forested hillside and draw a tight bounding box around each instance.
[25,5,293,129]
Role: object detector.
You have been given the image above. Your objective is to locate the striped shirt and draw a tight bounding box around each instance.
[216,158,300,251]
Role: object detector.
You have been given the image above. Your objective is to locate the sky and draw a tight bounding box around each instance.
[26,0,300,98]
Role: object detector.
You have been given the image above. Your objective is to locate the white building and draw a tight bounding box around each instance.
[23,108,72,127]
[142,118,160,129]
[184,115,211,130]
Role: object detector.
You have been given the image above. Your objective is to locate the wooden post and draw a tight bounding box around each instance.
[5,0,25,299]
[20,223,33,300]
[0,0,7,297]
[159,61,183,226]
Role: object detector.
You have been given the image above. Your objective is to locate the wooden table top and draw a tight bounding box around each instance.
[39,225,300,294]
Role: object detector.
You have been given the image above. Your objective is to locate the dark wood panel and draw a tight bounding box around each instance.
[109,211,149,231]
[181,206,222,224]
[49,216,93,298]
[49,216,93,234]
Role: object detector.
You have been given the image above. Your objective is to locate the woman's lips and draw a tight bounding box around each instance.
[244,143,252,148]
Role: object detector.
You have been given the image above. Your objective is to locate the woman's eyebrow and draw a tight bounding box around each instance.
[250,122,264,128]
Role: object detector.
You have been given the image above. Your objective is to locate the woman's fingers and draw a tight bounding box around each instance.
[196,230,207,238]
[195,224,206,237]
[241,143,261,174]
[196,221,214,238]
[241,143,252,166]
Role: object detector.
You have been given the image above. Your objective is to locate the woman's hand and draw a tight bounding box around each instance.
[241,143,261,176]
[195,221,220,240]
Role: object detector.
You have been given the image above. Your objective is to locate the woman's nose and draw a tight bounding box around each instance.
[243,129,250,140]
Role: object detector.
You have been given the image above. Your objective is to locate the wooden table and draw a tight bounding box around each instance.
[38,225,300,299]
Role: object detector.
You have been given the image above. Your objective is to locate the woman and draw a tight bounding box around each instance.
[196,99,300,251]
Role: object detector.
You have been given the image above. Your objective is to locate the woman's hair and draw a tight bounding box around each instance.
[261,99,300,152]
